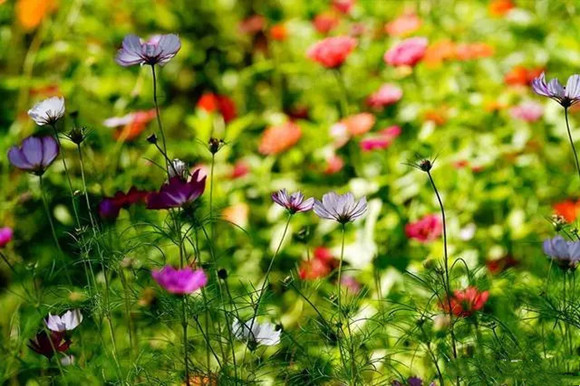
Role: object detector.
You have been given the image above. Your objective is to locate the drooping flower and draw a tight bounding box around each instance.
[147,169,206,210]
[152,266,208,295]
[366,84,403,109]
[314,192,367,224]
[98,187,149,220]
[196,93,237,123]
[441,287,489,317]
[259,121,302,155]
[360,125,401,152]
[299,247,338,280]
[115,34,181,67]
[385,13,421,37]
[0,227,13,248]
[104,110,157,141]
[307,36,357,68]
[232,318,281,347]
[532,72,580,108]
[509,101,543,122]
[543,236,580,270]
[405,214,442,243]
[45,309,83,332]
[27,96,65,126]
[384,37,427,67]
[28,331,71,359]
[272,189,314,214]
[8,136,59,176]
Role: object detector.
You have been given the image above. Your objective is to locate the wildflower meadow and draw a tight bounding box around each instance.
[3,0,580,384]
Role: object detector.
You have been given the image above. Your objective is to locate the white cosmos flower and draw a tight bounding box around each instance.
[169,159,188,180]
[28,97,66,126]
[45,309,83,332]
[232,318,281,346]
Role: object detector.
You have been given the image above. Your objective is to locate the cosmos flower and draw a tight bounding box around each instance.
[272,189,315,214]
[28,96,65,126]
[147,169,206,210]
[384,37,428,67]
[314,192,367,224]
[115,34,181,67]
[151,266,208,295]
[543,236,580,270]
[98,187,149,220]
[8,136,59,176]
[232,318,281,346]
[28,331,71,359]
[45,309,83,332]
[509,101,543,122]
[196,93,237,123]
[0,227,13,248]
[532,72,580,108]
[405,214,442,243]
[307,36,357,68]
[385,13,421,37]
[441,287,489,318]
[366,83,403,109]
[259,121,302,155]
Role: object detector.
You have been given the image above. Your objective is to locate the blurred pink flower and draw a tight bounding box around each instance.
[307,36,357,68]
[360,125,401,152]
[384,37,428,67]
[341,275,361,293]
[333,0,355,14]
[385,13,421,37]
[509,101,543,122]
[367,83,403,109]
[0,227,13,248]
[313,12,340,34]
[324,154,344,174]
[152,266,208,295]
[230,160,250,179]
[405,214,442,242]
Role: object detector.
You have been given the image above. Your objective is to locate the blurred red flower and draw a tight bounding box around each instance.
[360,126,401,152]
[299,247,338,280]
[307,36,357,68]
[197,93,237,123]
[313,12,341,34]
[333,0,355,14]
[489,0,515,17]
[504,65,544,86]
[405,214,442,242]
[553,199,580,222]
[441,287,489,317]
[270,23,287,41]
[259,121,302,155]
[454,42,494,61]
[324,154,344,174]
[487,255,518,274]
[230,160,250,179]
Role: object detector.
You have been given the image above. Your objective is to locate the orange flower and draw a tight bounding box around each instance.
[222,203,249,229]
[259,121,302,155]
[489,0,515,17]
[270,23,287,41]
[424,109,447,126]
[454,42,494,61]
[341,113,375,136]
[384,13,421,37]
[504,65,544,86]
[484,100,506,112]
[423,40,457,67]
[106,110,157,142]
[16,0,57,30]
[554,200,580,223]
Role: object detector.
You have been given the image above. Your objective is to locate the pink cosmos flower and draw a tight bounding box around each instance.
[360,125,401,152]
[0,227,13,248]
[384,37,428,67]
[152,266,208,295]
[405,214,442,242]
[441,287,489,317]
[307,36,357,68]
[509,101,543,122]
[385,13,422,37]
[367,84,403,109]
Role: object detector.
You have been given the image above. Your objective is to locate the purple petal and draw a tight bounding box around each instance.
[8,147,32,170]
[566,74,580,99]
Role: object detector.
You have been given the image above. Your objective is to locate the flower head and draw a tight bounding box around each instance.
[441,287,489,317]
[314,192,367,224]
[360,126,401,152]
[147,169,206,210]
[299,247,337,280]
[233,318,281,347]
[307,36,357,68]
[543,236,580,270]
[99,187,149,220]
[532,72,580,108]
[28,96,65,126]
[28,331,71,359]
[116,34,181,67]
[152,266,208,295]
[8,136,59,176]
[45,309,83,332]
[259,121,302,155]
[385,13,421,37]
[0,227,13,248]
[366,83,403,109]
[405,214,442,243]
[272,189,315,214]
[384,37,428,67]
[509,101,543,122]
[197,93,237,123]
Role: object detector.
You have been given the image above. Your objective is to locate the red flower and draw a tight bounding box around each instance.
[104,110,157,142]
[366,83,403,109]
[405,214,442,243]
[441,287,489,317]
[307,36,357,68]
[333,0,355,14]
[197,93,237,123]
[360,125,401,152]
[489,0,515,17]
[28,330,71,359]
[324,154,344,174]
[487,255,518,274]
[259,121,302,155]
[239,15,265,34]
[554,199,580,223]
[384,37,427,67]
[270,23,287,41]
[299,247,338,280]
[313,12,340,34]
[504,65,544,87]
[454,42,494,61]
[230,160,250,179]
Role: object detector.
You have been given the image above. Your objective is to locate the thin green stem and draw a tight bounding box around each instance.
[182,296,190,386]
[564,107,580,181]
[151,64,170,176]
[50,124,80,226]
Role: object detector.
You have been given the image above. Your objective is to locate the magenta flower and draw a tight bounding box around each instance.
[116,34,181,67]
[271,189,315,214]
[405,214,442,242]
[314,192,367,224]
[8,136,59,176]
[366,84,403,109]
[152,266,208,295]
[147,169,206,210]
[384,37,428,67]
[0,227,12,248]
[532,72,580,108]
[307,36,357,68]
[360,125,401,152]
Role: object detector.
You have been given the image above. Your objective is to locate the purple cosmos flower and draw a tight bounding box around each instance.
[0,227,13,248]
[271,189,315,214]
[147,169,206,210]
[8,136,59,176]
[116,34,181,67]
[314,192,367,224]
[28,96,65,126]
[543,235,580,270]
[151,266,208,295]
[532,72,580,108]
